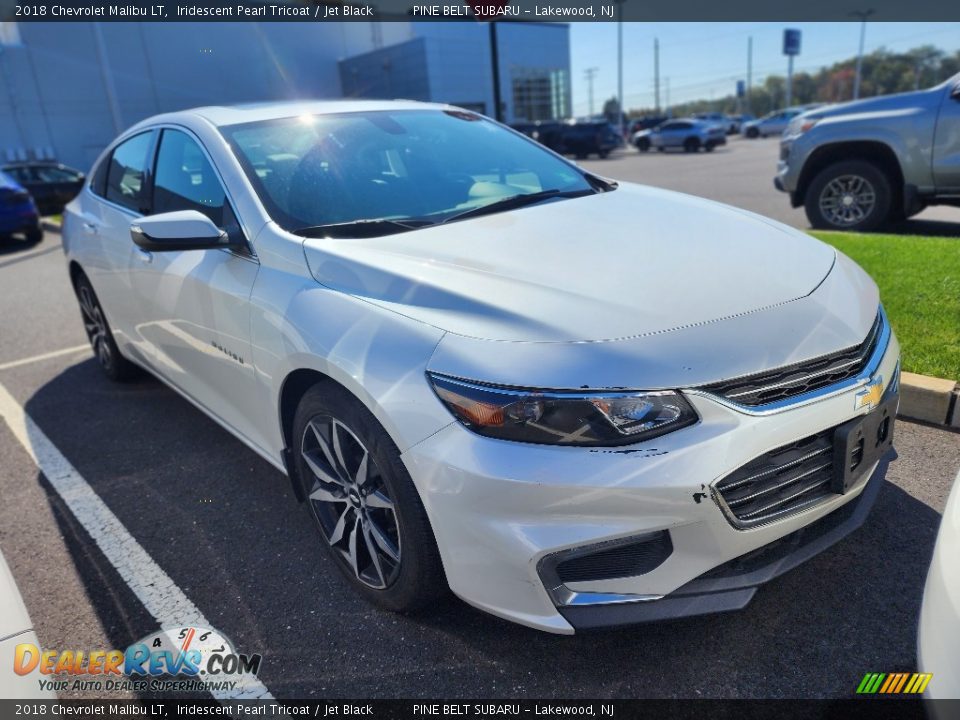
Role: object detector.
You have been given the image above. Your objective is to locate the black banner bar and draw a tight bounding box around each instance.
[2,700,959,719]
[3,0,960,22]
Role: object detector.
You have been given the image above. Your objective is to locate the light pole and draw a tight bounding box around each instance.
[615,0,625,138]
[851,9,875,101]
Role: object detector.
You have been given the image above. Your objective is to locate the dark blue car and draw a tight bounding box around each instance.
[0,170,41,243]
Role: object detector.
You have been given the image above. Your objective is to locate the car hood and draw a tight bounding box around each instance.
[805,85,942,121]
[302,183,836,344]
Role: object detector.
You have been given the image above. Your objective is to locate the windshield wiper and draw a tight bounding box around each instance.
[440,188,596,225]
[292,218,435,239]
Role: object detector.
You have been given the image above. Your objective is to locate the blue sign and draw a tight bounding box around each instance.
[783,29,802,56]
[736,80,746,98]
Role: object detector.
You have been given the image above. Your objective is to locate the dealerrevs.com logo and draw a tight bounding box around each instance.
[13,626,263,694]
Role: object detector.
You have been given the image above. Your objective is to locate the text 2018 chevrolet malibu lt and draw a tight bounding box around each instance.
[62,101,899,633]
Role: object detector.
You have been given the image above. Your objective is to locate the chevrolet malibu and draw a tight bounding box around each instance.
[62,101,900,634]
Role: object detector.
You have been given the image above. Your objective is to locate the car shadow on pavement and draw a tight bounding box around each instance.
[0,234,44,258]
[23,360,944,699]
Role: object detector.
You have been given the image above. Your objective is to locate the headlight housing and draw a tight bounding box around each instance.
[427,374,698,446]
[787,117,819,137]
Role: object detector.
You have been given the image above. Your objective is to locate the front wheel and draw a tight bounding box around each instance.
[293,384,447,612]
[73,272,140,381]
[683,137,700,153]
[25,227,42,244]
[704,141,716,152]
[745,127,759,139]
[804,160,892,232]
[635,138,650,152]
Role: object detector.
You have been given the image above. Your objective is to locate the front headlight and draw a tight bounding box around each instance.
[787,117,819,137]
[427,374,698,446]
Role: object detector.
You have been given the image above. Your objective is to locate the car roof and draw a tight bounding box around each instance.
[0,170,25,191]
[131,99,457,130]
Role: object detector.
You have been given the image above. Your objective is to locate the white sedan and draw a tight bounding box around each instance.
[63,100,899,634]
[919,469,960,698]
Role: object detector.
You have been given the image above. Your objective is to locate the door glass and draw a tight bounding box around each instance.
[153,129,226,225]
[105,132,153,212]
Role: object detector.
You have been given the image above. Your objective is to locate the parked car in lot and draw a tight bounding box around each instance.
[629,116,668,135]
[633,118,727,152]
[510,120,565,153]
[776,74,960,231]
[728,113,755,134]
[0,170,41,243]
[743,108,805,138]
[63,100,899,634]
[0,549,55,698]
[2,161,85,216]
[555,120,622,158]
[919,469,960,700]
[693,112,738,134]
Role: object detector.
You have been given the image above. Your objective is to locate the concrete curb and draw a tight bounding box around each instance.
[899,372,959,429]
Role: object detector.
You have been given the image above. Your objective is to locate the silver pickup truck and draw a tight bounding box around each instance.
[775,73,960,231]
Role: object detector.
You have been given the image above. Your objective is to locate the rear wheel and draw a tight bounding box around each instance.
[25,227,42,244]
[293,383,447,612]
[704,141,716,152]
[804,160,892,232]
[72,272,139,381]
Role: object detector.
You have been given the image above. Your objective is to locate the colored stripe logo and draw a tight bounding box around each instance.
[857,672,932,694]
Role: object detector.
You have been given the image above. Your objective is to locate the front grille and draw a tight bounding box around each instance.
[714,427,836,528]
[701,312,883,407]
[554,532,673,583]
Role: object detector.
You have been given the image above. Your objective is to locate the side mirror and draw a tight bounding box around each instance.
[130,210,240,252]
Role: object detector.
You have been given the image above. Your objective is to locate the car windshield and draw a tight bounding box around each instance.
[221,109,597,236]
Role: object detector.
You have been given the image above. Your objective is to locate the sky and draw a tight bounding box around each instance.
[570,22,960,115]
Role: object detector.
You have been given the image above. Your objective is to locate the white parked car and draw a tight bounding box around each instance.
[63,101,900,634]
[0,550,55,698]
[919,469,960,699]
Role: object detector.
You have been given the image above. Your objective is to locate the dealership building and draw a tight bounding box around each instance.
[0,20,571,170]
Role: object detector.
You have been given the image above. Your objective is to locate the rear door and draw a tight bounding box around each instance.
[127,127,267,451]
[78,129,157,360]
[932,80,960,192]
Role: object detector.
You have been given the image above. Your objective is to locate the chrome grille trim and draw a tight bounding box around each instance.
[712,426,839,529]
[687,307,890,417]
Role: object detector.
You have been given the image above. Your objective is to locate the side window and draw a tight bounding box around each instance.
[105,132,153,212]
[153,129,226,226]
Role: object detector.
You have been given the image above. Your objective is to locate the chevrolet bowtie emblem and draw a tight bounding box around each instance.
[855,375,884,411]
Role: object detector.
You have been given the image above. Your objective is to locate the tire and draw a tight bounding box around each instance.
[25,227,42,244]
[575,152,588,160]
[598,150,610,159]
[72,272,140,382]
[293,383,447,613]
[683,137,700,153]
[804,160,893,232]
[745,127,759,139]
[704,141,716,152]
[656,146,666,152]
[635,138,650,152]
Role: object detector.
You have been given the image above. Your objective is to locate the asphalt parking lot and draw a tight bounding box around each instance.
[1,140,959,700]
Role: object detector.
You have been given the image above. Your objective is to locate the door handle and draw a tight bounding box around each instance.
[82,222,99,235]
[136,248,153,264]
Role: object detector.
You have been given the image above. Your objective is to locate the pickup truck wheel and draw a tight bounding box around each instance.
[72,273,140,382]
[805,160,892,232]
[293,384,447,613]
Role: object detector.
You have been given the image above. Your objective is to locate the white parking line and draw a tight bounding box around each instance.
[0,381,274,701]
[0,345,92,372]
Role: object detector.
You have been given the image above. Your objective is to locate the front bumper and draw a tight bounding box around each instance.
[403,328,900,634]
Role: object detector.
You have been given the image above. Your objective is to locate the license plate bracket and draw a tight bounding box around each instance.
[832,398,897,494]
